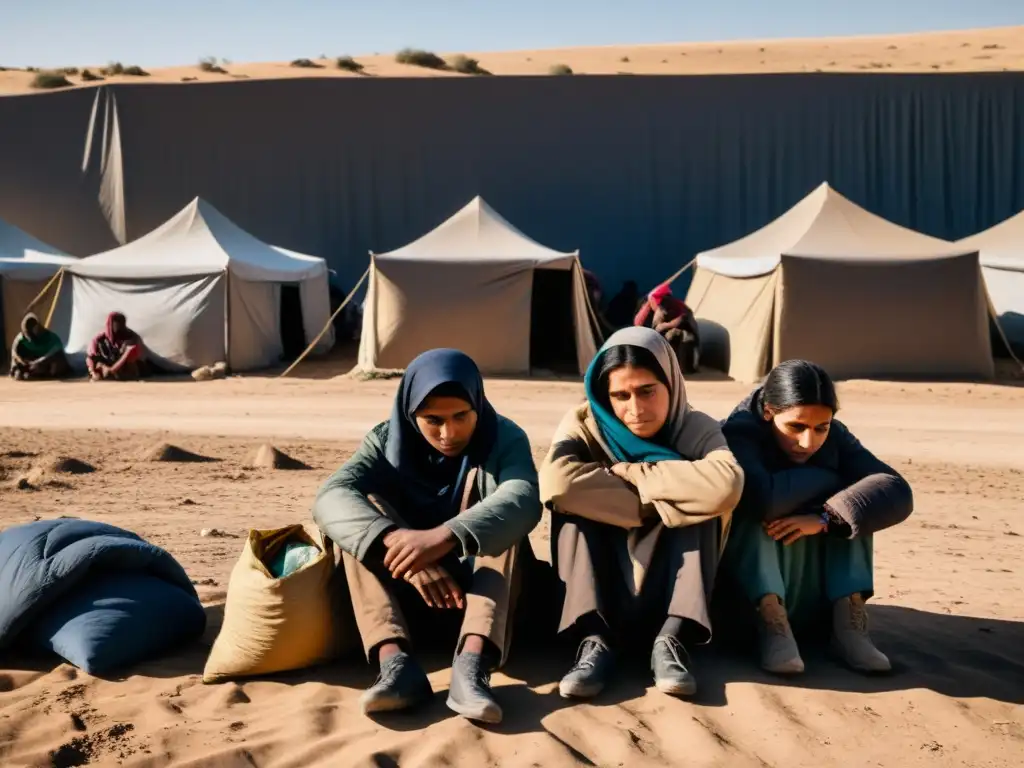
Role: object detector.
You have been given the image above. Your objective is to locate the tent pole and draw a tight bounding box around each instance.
[18,267,65,320]
[279,265,370,379]
[42,268,65,328]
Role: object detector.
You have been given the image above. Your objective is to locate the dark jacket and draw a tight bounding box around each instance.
[721,388,913,538]
[313,415,542,561]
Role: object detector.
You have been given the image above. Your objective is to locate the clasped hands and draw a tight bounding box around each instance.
[382,525,465,610]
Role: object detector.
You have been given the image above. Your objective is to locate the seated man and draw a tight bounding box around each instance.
[634,284,701,374]
[9,313,70,381]
[87,312,146,381]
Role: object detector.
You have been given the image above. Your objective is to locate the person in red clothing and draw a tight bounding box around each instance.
[634,284,701,373]
[87,311,146,381]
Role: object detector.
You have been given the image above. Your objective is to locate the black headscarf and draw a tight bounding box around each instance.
[384,349,499,524]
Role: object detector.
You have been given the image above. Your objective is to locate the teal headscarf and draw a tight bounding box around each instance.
[583,326,691,463]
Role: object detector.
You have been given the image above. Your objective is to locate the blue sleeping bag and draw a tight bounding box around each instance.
[0,519,206,675]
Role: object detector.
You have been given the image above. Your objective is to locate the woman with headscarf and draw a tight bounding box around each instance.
[719,360,912,676]
[87,312,145,381]
[634,284,701,373]
[313,349,541,724]
[9,313,69,381]
[539,327,744,699]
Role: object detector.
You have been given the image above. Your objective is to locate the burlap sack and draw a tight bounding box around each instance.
[202,523,351,683]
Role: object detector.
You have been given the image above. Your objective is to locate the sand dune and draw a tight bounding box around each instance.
[0,372,1022,767]
[2,26,1023,97]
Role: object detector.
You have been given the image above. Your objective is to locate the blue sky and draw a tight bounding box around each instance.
[3,0,1022,69]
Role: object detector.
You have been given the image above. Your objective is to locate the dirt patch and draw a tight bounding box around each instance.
[249,444,311,471]
[49,722,136,768]
[140,443,216,463]
[33,455,96,475]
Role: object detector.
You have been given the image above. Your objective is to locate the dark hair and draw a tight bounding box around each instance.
[760,359,839,414]
[416,381,473,411]
[592,344,668,411]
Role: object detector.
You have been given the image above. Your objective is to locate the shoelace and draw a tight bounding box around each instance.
[849,602,869,633]
[657,636,690,670]
[573,639,606,671]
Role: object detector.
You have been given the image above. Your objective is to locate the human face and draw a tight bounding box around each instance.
[606,365,670,439]
[414,395,478,458]
[110,316,124,335]
[765,404,833,464]
[24,319,40,339]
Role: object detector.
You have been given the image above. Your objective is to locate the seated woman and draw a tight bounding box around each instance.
[719,360,913,676]
[9,313,70,381]
[313,349,541,725]
[634,284,701,373]
[540,327,743,699]
[87,312,145,381]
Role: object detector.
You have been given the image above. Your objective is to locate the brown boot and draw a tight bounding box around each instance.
[757,595,805,675]
[831,594,891,673]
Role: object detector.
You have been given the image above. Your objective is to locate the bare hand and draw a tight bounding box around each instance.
[407,565,465,610]
[383,526,457,579]
[609,463,631,480]
[764,514,826,545]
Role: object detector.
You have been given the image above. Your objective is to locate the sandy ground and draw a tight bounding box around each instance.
[1,372,1023,767]
[2,26,1023,96]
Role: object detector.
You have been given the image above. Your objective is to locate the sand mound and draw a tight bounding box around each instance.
[140,443,214,463]
[250,443,311,471]
[33,455,95,475]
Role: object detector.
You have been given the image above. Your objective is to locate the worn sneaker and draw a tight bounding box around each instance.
[651,635,697,696]
[559,636,614,699]
[446,651,502,724]
[360,651,433,714]
[758,595,805,675]
[832,594,891,673]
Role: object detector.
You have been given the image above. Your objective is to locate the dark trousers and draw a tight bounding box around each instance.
[552,514,720,649]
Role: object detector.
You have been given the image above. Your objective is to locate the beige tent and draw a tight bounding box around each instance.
[685,182,994,381]
[958,209,1024,355]
[62,199,334,372]
[358,197,598,375]
[1,218,77,355]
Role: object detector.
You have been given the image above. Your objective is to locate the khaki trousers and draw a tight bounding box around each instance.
[344,493,523,667]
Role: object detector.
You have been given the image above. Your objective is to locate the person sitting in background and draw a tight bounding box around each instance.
[540,327,743,700]
[9,313,70,381]
[87,311,145,382]
[634,284,701,374]
[313,349,542,725]
[719,360,912,676]
[605,280,641,330]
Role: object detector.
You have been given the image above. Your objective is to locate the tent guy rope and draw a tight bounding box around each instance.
[279,266,370,378]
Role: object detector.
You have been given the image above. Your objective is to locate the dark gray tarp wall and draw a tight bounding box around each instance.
[1,74,1023,292]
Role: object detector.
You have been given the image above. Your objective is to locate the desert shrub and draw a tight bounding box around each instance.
[101,62,124,75]
[395,48,447,70]
[61,67,80,75]
[290,58,323,69]
[122,65,149,76]
[199,57,228,74]
[448,54,490,75]
[548,63,573,75]
[619,56,630,62]
[80,69,104,82]
[30,71,72,89]
[336,56,364,73]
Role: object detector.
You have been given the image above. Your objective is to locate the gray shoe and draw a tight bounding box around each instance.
[360,651,433,714]
[758,596,805,675]
[832,594,892,674]
[651,636,697,697]
[446,651,502,724]
[559,636,614,699]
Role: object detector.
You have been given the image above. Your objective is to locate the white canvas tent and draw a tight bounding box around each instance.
[958,209,1024,355]
[358,196,598,375]
[62,198,333,372]
[686,182,994,381]
[0,218,77,354]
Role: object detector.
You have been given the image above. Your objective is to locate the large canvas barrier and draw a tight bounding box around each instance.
[1,74,1023,292]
